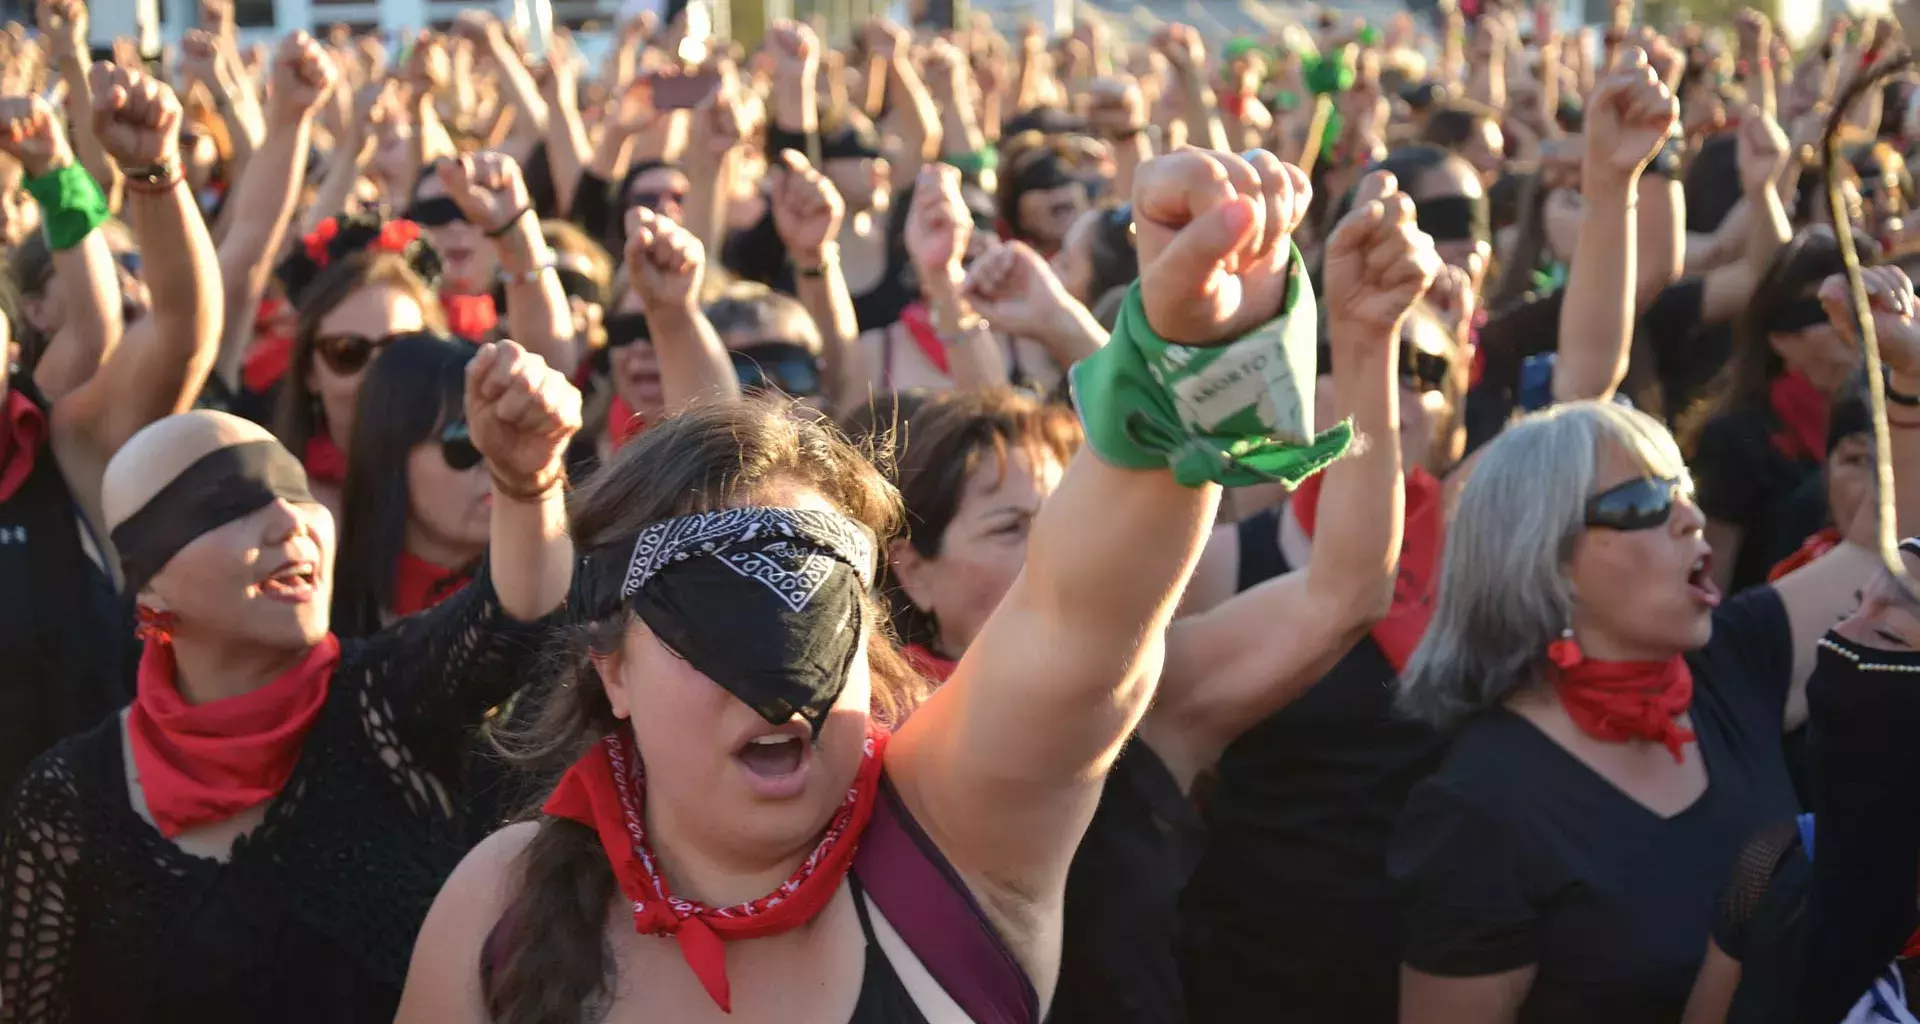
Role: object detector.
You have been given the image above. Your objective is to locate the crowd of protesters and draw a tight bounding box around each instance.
[5,0,1920,1020]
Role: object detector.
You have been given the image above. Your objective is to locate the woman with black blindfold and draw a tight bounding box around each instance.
[1684,231,1876,595]
[332,334,491,638]
[0,67,224,820]
[1387,268,1920,1023]
[0,340,579,1022]
[393,146,1320,1024]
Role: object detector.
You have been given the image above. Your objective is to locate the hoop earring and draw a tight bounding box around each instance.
[135,604,177,645]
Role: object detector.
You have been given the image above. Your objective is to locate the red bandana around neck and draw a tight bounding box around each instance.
[903,644,958,683]
[898,303,952,377]
[441,292,500,344]
[542,722,889,1013]
[0,389,48,503]
[390,551,473,618]
[303,433,347,487]
[1292,466,1444,672]
[127,634,341,837]
[607,393,649,449]
[1547,635,1696,763]
[1769,369,1829,463]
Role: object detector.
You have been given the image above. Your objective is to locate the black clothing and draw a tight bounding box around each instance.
[1178,509,1447,1023]
[1052,741,1207,1024]
[1387,586,1799,1024]
[1466,290,1564,452]
[0,383,131,819]
[848,874,934,1024]
[1640,278,1733,426]
[0,571,552,1023]
[722,210,919,334]
[1692,408,1827,592]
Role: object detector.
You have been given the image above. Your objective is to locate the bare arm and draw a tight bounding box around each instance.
[1400,966,1537,1024]
[39,0,122,212]
[466,340,579,622]
[439,153,578,376]
[769,151,860,413]
[626,206,740,412]
[1701,111,1793,324]
[1681,940,1742,1024]
[1635,169,1685,312]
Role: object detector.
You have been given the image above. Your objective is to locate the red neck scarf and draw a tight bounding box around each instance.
[1768,526,1843,583]
[1547,635,1696,763]
[1292,466,1444,672]
[0,389,48,503]
[899,303,951,377]
[127,634,340,837]
[242,333,294,395]
[441,292,500,344]
[542,723,889,1013]
[390,551,473,618]
[1769,369,1829,463]
[303,433,347,487]
[904,644,958,683]
[607,394,648,449]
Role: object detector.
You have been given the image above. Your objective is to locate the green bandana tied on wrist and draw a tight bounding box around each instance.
[24,163,110,252]
[1070,245,1353,489]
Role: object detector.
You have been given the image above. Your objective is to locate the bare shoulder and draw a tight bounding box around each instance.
[394,822,542,1023]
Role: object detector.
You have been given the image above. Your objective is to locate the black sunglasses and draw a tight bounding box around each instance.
[313,329,428,376]
[730,342,823,398]
[604,312,652,349]
[439,419,483,471]
[555,267,605,307]
[628,189,689,213]
[1402,347,1450,393]
[404,196,467,227]
[1584,474,1695,532]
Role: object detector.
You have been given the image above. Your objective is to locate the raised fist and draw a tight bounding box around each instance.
[1321,171,1442,339]
[464,339,582,495]
[450,10,506,51]
[1821,266,1920,379]
[767,20,820,82]
[624,206,706,313]
[406,32,451,93]
[437,152,532,235]
[903,163,973,282]
[1132,147,1311,345]
[770,150,844,259]
[269,31,339,121]
[36,0,86,63]
[0,94,73,178]
[962,239,1080,339]
[1735,105,1788,196]
[88,63,182,170]
[1087,75,1147,138]
[1583,47,1678,188]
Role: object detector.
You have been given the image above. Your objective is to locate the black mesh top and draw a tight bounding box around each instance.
[0,569,554,1024]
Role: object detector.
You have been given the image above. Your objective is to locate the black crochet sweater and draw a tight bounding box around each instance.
[0,570,552,1024]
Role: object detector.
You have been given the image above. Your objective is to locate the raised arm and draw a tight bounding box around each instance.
[0,94,120,404]
[905,164,1009,393]
[1699,108,1792,324]
[888,147,1310,986]
[453,12,550,138]
[963,239,1107,368]
[210,33,335,391]
[1150,171,1433,789]
[51,64,220,522]
[624,206,740,412]
[37,0,121,211]
[923,39,983,168]
[535,38,591,216]
[866,21,941,181]
[465,339,579,621]
[1554,49,1677,403]
[438,152,578,376]
[304,80,389,232]
[769,151,861,413]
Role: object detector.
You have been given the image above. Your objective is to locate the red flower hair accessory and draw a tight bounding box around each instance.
[376,219,421,254]
[303,219,341,267]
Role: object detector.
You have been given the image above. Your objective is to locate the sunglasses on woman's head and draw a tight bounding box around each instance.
[313,329,423,376]
[404,196,467,227]
[1584,474,1695,532]
[439,419,483,471]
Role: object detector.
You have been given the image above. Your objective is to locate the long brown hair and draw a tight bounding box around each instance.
[270,253,446,457]
[484,402,928,1024]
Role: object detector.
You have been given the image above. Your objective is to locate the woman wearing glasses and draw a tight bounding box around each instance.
[331,335,490,638]
[1385,266,1920,1023]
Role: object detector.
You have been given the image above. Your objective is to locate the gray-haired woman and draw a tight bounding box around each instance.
[1388,269,1920,1024]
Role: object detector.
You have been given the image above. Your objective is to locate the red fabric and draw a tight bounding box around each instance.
[607,394,648,449]
[1547,636,1697,763]
[390,551,472,618]
[899,304,951,377]
[904,644,958,683]
[1767,526,1842,583]
[0,389,48,503]
[1293,466,1444,672]
[303,219,340,266]
[242,333,293,395]
[441,292,499,344]
[1769,369,1830,463]
[127,634,340,837]
[542,723,889,1013]
[1218,92,1251,120]
[1902,925,1920,960]
[376,220,421,254]
[303,433,347,487]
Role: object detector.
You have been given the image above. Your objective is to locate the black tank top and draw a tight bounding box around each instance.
[846,874,932,1023]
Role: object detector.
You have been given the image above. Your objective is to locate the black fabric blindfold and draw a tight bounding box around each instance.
[821,127,884,162]
[604,312,652,349]
[575,508,877,734]
[1416,195,1490,245]
[405,196,466,227]
[1010,154,1080,196]
[111,440,314,597]
[1773,295,1831,333]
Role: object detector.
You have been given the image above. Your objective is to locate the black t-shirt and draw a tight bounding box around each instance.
[1387,587,1799,1024]
[1693,408,1827,592]
[1178,510,1448,1024]
[1639,278,1732,426]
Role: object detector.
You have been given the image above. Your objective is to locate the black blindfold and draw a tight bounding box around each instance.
[575,508,878,735]
[110,440,315,598]
[1416,195,1490,245]
[1772,295,1831,333]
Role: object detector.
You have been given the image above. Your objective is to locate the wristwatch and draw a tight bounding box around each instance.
[121,156,183,193]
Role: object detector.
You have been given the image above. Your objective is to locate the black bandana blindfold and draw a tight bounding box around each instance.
[576,509,878,735]
[110,440,315,597]
[1416,195,1491,245]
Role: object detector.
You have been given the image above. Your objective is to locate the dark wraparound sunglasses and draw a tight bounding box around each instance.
[1585,474,1694,532]
[730,342,823,398]
[314,329,436,376]
[439,419,483,471]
